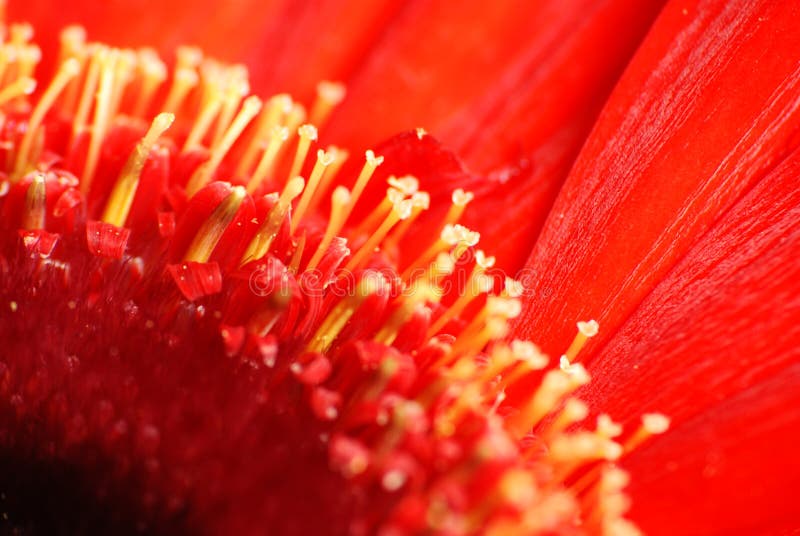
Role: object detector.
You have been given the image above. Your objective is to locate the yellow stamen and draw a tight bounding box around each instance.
[383,190,429,249]
[292,148,334,232]
[131,47,167,117]
[443,188,474,227]
[184,185,246,263]
[182,69,225,151]
[57,26,88,114]
[186,95,262,196]
[306,186,350,272]
[309,80,345,126]
[162,46,201,113]
[245,125,289,194]
[287,124,318,185]
[236,93,292,177]
[623,413,670,454]
[374,283,436,345]
[351,186,404,239]
[563,319,600,362]
[401,223,479,282]
[240,176,305,264]
[288,232,307,275]
[71,45,104,139]
[0,75,34,106]
[306,145,348,215]
[80,49,119,193]
[307,272,388,353]
[101,112,174,227]
[21,172,45,230]
[209,65,249,148]
[427,254,496,337]
[344,198,412,273]
[341,150,383,227]
[12,58,80,181]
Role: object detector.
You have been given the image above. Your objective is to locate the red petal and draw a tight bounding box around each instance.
[513,0,800,358]
[579,144,800,534]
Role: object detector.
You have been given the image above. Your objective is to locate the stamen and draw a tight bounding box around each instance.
[0,75,34,106]
[131,47,167,117]
[21,172,45,230]
[210,65,249,148]
[340,150,384,226]
[236,93,292,177]
[383,190,429,249]
[287,124,318,185]
[305,145,348,215]
[292,148,334,232]
[245,125,289,194]
[307,272,388,353]
[162,46,201,113]
[57,26,88,113]
[402,223,479,283]
[101,113,174,227]
[12,58,80,181]
[350,185,404,239]
[186,95,262,196]
[623,413,670,454]
[81,49,118,193]
[427,255,496,337]
[71,45,104,140]
[240,176,305,264]
[309,80,345,126]
[182,65,226,151]
[184,185,247,263]
[563,319,600,362]
[343,197,412,272]
[306,186,350,272]
[443,188,474,227]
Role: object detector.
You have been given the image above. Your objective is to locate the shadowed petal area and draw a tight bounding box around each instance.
[513,0,800,357]
[579,146,800,534]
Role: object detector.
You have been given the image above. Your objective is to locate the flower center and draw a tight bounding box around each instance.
[0,20,668,535]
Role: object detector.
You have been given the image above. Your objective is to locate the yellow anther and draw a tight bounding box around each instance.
[184,185,246,263]
[15,44,40,81]
[307,272,389,353]
[292,148,334,232]
[246,125,289,194]
[492,340,549,387]
[623,413,670,454]
[340,150,384,226]
[351,185,404,239]
[415,127,427,139]
[306,186,350,272]
[287,123,318,185]
[186,95,262,196]
[12,58,80,181]
[305,145,349,215]
[564,319,599,362]
[9,23,33,46]
[383,190,429,249]
[182,67,226,151]
[131,48,167,117]
[241,176,305,264]
[0,75,34,106]
[374,283,436,346]
[102,112,174,227]
[21,172,45,230]
[57,25,88,113]
[236,93,292,177]
[310,80,345,126]
[545,398,589,439]
[402,223,479,282]
[443,188,474,227]
[162,66,199,114]
[344,198,412,273]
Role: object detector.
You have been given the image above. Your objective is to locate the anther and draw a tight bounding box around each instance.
[81,49,119,193]
[131,48,167,117]
[21,172,46,230]
[0,75,34,106]
[246,125,289,194]
[340,150,384,226]
[343,197,412,272]
[237,93,292,177]
[241,176,305,264]
[623,413,670,454]
[563,319,600,362]
[292,148,334,232]
[287,124,318,185]
[310,80,345,126]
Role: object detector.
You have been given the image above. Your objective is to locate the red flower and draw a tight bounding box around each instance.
[0,0,797,535]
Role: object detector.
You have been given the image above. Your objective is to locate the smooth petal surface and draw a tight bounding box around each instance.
[513,0,800,356]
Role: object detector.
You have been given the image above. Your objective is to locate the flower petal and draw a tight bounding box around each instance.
[513,0,800,357]
[579,144,800,534]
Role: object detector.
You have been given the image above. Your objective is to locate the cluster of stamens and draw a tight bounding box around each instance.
[0,19,669,535]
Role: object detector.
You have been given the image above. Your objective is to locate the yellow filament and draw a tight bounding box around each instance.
[101,113,174,227]
[427,267,492,338]
[210,67,249,148]
[12,58,80,181]
[162,67,198,114]
[246,125,289,194]
[344,199,411,273]
[131,48,167,117]
[57,26,88,113]
[182,80,224,151]
[309,80,345,126]
[306,186,350,272]
[184,185,246,263]
[287,124,317,186]
[563,320,599,362]
[288,232,307,275]
[307,274,386,353]
[292,148,334,232]
[383,192,429,249]
[240,176,305,264]
[71,45,104,139]
[340,150,383,227]
[21,172,45,230]
[80,50,118,194]
[186,95,262,196]
[0,75,34,106]
[306,146,348,215]
[236,93,292,177]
